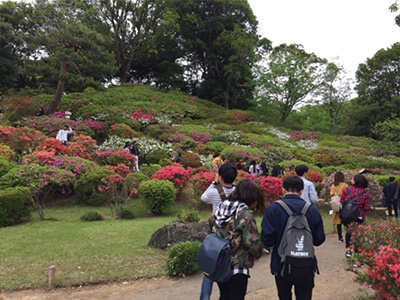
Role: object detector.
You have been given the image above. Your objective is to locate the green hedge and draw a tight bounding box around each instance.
[139,179,176,215]
[0,187,33,227]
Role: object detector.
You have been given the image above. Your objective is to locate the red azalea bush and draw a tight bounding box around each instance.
[181,152,202,168]
[66,135,97,160]
[0,126,46,154]
[352,220,400,299]
[191,170,215,192]
[225,111,253,123]
[106,164,131,178]
[24,150,56,165]
[110,123,137,138]
[282,169,325,185]
[256,176,283,203]
[106,150,136,167]
[36,138,69,155]
[236,170,256,182]
[152,164,190,190]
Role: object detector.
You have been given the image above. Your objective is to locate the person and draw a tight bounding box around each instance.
[261,176,325,300]
[330,171,348,242]
[130,141,140,172]
[258,159,269,177]
[248,160,257,177]
[56,125,73,146]
[383,176,397,217]
[173,152,182,164]
[65,108,72,120]
[200,162,237,300]
[210,179,265,300]
[37,107,45,116]
[212,153,223,171]
[340,174,371,258]
[295,165,318,206]
[395,180,400,218]
[123,141,131,153]
[235,158,244,171]
[271,165,281,177]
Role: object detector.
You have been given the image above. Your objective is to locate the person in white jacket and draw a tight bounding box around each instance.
[56,125,73,146]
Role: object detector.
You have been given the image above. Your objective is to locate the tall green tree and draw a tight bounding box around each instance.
[351,43,400,136]
[255,43,327,123]
[169,0,270,109]
[29,0,116,114]
[316,62,353,136]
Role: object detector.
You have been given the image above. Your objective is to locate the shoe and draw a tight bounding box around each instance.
[345,250,352,258]
[338,238,344,243]
[353,263,365,268]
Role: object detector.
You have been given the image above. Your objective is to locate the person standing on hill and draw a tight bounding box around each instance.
[295,165,318,206]
[383,176,398,217]
[199,163,237,300]
[56,125,73,146]
[130,141,140,172]
[330,171,348,242]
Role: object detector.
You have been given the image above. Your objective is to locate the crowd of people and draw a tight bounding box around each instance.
[199,161,377,300]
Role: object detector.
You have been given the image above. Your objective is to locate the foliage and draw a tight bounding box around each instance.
[0,187,33,227]
[221,145,264,164]
[152,164,190,190]
[177,209,200,223]
[119,208,135,220]
[139,179,176,215]
[264,147,293,165]
[236,170,256,182]
[0,125,46,154]
[140,164,162,178]
[109,123,137,138]
[166,241,201,277]
[0,143,15,160]
[0,155,16,177]
[106,150,136,167]
[352,220,400,299]
[256,176,283,203]
[144,149,170,165]
[181,152,201,168]
[74,167,115,206]
[80,211,104,222]
[191,170,214,196]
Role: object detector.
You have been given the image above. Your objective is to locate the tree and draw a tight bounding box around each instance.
[316,62,354,136]
[169,0,270,109]
[389,1,400,27]
[351,43,400,136]
[255,44,327,123]
[29,0,116,114]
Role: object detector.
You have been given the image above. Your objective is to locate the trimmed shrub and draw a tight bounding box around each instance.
[144,149,170,164]
[0,187,33,227]
[126,172,149,183]
[109,123,137,138]
[0,155,16,176]
[166,241,201,277]
[177,209,200,222]
[119,208,135,219]
[152,164,190,190]
[139,179,176,215]
[74,167,115,205]
[80,211,104,221]
[140,164,162,178]
[181,152,201,168]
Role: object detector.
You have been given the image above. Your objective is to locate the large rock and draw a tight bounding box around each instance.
[148,220,209,249]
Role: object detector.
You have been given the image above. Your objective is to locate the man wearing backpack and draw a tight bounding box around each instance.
[199,162,237,300]
[261,176,325,300]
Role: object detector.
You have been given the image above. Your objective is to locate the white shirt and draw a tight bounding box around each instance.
[201,183,236,212]
[300,176,318,205]
[56,128,73,142]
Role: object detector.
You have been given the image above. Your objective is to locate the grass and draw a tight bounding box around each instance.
[0,197,384,291]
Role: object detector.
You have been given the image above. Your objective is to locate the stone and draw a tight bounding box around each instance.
[148,220,209,249]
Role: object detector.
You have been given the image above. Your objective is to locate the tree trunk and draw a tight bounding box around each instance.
[47,62,68,115]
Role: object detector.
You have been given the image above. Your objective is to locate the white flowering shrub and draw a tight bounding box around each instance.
[155,114,172,125]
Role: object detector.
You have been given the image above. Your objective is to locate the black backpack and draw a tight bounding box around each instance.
[276,200,316,283]
[339,190,365,224]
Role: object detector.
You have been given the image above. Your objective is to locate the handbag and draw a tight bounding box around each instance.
[329,184,344,212]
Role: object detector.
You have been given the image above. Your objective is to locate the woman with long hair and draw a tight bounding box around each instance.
[330,171,348,242]
[340,174,371,258]
[210,179,265,300]
[248,160,257,177]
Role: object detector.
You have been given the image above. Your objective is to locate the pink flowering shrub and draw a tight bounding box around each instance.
[225,111,252,123]
[106,150,136,167]
[191,170,215,192]
[236,170,256,182]
[106,164,131,178]
[0,143,15,160]
[285,131,319,141]
[181,152,201,168]
[352,220,400,299]
[256,176,283,203]
[36,138,69,155]
[66,135,97,160]
[0,126,46,154]
[24,150,56,165]
[153,164,190,190]
[130,107,155,123]
[49,155,96,176]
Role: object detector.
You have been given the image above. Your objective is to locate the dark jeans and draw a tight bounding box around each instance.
[337,224,343,240]
[275,274,314,300]
[217,273,248,300]
[387,198,398,217]
[344,219,363,249]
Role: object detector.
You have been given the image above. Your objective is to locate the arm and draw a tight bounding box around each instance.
[200,182,217,204]
[261,206,277,248]
[309,207,325,246]
[330,184,335,196]
[362,192,371,212]
[340,187,348,204]
[238,214,262,259]
[309,183,318,205]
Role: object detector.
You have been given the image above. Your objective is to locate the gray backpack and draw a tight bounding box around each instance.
[276,200,316,283]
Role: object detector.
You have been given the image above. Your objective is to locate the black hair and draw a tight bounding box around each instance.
[353,174,368,189]
[389,176,395,182]
[282,176,304,193]
[218,162,237,184]
[229,179,265,213]
[334,171,345,186]
[295,165,308,177]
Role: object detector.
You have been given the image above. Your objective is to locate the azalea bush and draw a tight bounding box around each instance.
[66,135,97,160]
[221,145,264,164]
[35,138,69,155]
[0,126,46,154]
[109,123,137,138]
[181,152,201,168]
[236,170,256,182]
[352,220,400,299]
[106,150,136,167]
[152,164,190,190]
[256,176,283,203]
[0,144,15,160]
[191,170,214,192]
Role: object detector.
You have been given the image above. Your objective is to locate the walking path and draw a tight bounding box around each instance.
[0,234,373,300]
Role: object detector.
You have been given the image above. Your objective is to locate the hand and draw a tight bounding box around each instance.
[214,173,220,184]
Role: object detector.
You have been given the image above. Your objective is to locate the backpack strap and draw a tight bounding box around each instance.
[276,200,311,215]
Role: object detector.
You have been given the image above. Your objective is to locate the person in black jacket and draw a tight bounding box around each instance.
[130,141,140,172]
[383,177,398,217]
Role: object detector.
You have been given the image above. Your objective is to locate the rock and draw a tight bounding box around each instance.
[148,220,209,249]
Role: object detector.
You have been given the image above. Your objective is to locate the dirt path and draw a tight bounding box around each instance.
[0,234,373,300]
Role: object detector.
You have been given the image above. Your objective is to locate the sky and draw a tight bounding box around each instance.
[248,0,400,80]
